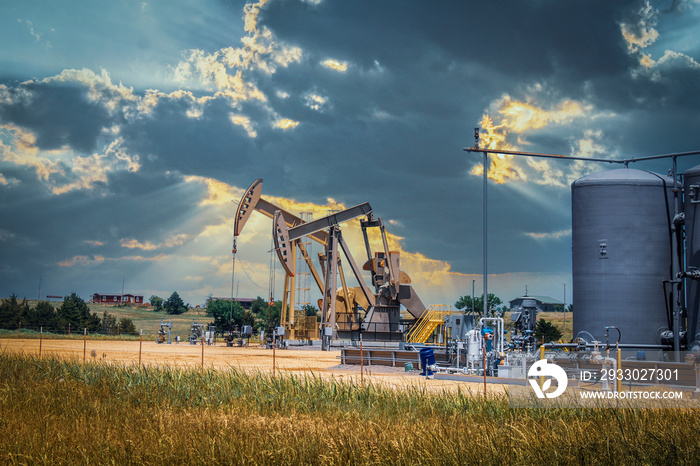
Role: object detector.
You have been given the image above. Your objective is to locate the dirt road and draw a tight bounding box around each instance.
[0,338,507,394]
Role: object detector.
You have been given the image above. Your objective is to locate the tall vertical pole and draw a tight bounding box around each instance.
[479,128,489,318]
[472,280,475,315]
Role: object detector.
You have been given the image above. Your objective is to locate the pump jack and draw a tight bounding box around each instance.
[234,179,426,349]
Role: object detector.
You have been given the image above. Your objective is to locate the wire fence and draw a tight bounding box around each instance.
[4,323,139,338]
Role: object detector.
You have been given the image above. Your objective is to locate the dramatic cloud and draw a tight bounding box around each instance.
[1,0,699,307]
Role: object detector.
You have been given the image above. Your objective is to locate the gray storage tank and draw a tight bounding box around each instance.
[683,164,700,346]
[572,169,672,345]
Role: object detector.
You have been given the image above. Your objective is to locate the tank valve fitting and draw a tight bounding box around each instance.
[678,268,700,280]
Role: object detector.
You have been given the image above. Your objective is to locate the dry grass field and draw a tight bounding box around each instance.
[1,342,698,465]
[0,337,507,395]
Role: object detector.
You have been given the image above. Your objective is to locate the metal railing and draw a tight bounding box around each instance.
[404,304,456,345]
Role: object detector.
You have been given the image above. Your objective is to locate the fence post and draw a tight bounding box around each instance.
[18,321,21,338]
[139,329,143,366]
[83,328,86,362]
[201,333,205,368]
[39,327,43,357]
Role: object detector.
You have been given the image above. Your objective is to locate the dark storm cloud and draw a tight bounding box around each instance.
[120,96,257,179]
[3,0,700,304]
[0,169,208,298]
[0,80,112,153]
[261,0,638,79]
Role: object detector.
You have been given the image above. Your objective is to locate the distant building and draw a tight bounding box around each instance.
[92,293,144,305]
[208,297,254,310]
[509,295,565,313]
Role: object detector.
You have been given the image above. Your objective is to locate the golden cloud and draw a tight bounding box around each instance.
[321,59,348,72]
[184,175,240,206]
[471,95,590,184]
[620,1,659,54]
[276,118,299,129]
[58,255,106,267]
[120,234,188,251]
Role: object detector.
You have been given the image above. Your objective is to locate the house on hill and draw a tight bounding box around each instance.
[92,293,144,305]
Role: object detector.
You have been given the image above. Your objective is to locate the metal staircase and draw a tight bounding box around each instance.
[404,304,454,345]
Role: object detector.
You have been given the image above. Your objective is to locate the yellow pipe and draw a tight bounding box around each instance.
[539,345,545,389]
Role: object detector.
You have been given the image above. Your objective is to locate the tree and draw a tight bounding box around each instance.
[534,319,563,343]
[250,296,268,315]
[150,295,163,312]
[118,317,138,336]
[163,292,188,315]
[56,293,101,332]
[304,304,319,317]
[455,293,503,317]
[0,294,29,329]
[27,301,59,331]
[208,299,245,332]
[255,300,281,332]
[101,311,118,335]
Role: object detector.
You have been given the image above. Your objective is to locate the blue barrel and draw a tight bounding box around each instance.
[419,347,436,376]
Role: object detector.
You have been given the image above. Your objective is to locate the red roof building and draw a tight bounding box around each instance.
[92,293,144,305]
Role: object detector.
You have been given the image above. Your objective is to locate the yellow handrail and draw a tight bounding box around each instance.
[405,304,457,345]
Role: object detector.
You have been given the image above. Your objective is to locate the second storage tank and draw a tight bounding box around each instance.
[683,164,700,346]
[572,169,673,345]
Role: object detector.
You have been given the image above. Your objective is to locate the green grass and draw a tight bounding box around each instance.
[0,352,699,465]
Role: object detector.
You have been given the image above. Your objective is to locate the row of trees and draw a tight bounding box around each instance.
[454,294,573,316]
[206,297,318,333]
[0,293,138,335]
[149,292,189,315]
[455,293,504,316]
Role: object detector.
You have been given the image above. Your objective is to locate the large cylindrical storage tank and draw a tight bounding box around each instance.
[684,164,700,346]
[572,169,672,345]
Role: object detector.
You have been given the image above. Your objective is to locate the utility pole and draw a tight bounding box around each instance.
[476,128,489,318]
[472,279,475,315]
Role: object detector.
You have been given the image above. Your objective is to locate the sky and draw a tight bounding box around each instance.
[2,0,700,309]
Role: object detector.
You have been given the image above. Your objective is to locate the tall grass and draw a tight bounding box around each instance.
[0,352,698,464]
